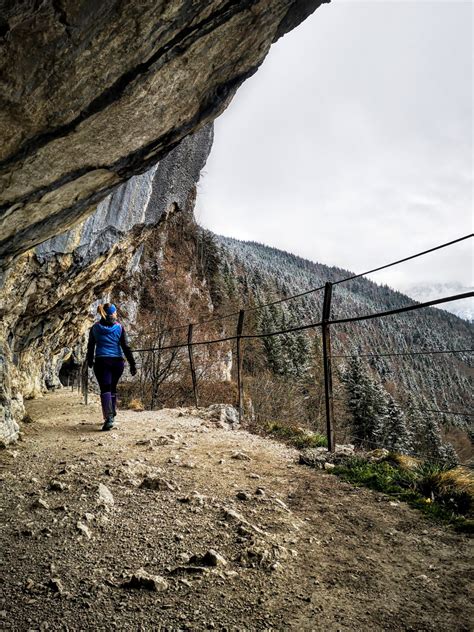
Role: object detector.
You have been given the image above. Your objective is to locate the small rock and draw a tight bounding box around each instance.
[32,498,50,510]
[25,578,36,592]
[230,451,251,461]
[20,527,34,537]
[121,569,168,592]
[178,491,206,506]
[236,491,251,501]
[202,550,227,567]
[77,522,92,539]
[180,461,197,469]
[237,525,252,537]
[97,514,110,527]
[140,477,176,491]
[415,574,429,582]
[189,549,228,568]
[272,498,290,512]
[48,578,65,594]
[97,483,114,507]
[255,488,265,496]
[157,435,179,446]
[223,507,266,536]
[136,439,153,447]
[249,473,260,479]
[48,480,67,492]
[179,578,193,587]
[224,507,246,523]
[323,462,335,471]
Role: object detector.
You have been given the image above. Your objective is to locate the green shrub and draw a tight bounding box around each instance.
[332,456,473,531]
[266,421,327,449]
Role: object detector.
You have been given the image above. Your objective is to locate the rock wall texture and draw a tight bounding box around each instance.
[0,0,329,264]
[0,125,214,444]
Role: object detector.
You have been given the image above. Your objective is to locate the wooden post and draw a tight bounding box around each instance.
[82,361,89,406]
[187,324,199,408]
[322,282,335,452]
[150,350,156,410]
[236,310,245,422]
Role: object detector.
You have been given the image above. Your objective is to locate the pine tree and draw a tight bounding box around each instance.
[260,307,284,375]
[404,393,426,448]
[414,398,459,466]
[342,355,388,447]
[383,394,413,454]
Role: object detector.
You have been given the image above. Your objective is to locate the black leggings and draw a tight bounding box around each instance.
[93,357,125,394]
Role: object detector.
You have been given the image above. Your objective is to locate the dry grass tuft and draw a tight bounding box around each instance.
[390,453,421,471]
[432,467,474,497]
[417,466,474,517]
[127,398,145,412]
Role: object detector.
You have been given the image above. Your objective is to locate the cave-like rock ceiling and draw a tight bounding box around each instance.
[0,0,328,265]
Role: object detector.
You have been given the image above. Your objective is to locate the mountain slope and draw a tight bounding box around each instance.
[214,236,473,432]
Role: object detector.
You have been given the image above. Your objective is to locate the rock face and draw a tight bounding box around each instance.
[0,125,213,444]
[0,0,329,264]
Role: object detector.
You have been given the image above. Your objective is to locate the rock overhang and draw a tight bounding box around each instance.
[0,0,330,265]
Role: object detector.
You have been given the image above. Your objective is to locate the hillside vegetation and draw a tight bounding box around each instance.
[208,234,473,463]
[120,214,473,466]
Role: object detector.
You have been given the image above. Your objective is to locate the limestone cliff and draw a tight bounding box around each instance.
[0,0,329,264]
[0,125,213,444]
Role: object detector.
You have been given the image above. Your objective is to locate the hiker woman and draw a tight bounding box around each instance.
[87,303,136,431]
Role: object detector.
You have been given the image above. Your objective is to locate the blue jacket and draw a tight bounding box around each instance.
[87,319,135,367]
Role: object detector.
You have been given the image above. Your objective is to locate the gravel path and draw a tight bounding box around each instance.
[0,390,472,631]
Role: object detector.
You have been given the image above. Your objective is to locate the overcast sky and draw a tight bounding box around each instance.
[195,0,472,313]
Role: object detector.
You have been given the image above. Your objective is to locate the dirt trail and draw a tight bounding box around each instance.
[1,391,472,631]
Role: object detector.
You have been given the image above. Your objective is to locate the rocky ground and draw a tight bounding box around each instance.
[0,390,472,631]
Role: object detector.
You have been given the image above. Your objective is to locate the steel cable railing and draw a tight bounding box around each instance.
[135,233,473,336]
[80,233,473,463]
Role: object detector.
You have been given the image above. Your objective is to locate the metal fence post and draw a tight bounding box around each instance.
[322,282,335,452]
[187,324,199,408]
[236,309,245,422]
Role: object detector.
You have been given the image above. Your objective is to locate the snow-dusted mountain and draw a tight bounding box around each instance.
[210,235,473,429]
[402,283,473,322]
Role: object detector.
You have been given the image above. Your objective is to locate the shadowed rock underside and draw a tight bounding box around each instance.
[0,0,329,264]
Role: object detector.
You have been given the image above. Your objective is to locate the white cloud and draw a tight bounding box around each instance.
[195,0,473,303]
